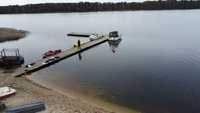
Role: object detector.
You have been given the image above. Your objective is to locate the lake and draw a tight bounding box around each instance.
[0,10,200,113]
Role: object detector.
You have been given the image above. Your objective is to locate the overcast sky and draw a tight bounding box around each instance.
[0,0,144,6]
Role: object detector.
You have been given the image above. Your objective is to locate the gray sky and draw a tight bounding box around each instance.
[0,0,144,6]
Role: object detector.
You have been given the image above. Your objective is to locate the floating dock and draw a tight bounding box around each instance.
[14,36,108,77]
[67,32,97,37]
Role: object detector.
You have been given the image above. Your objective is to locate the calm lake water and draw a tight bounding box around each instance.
[1,10,200,113]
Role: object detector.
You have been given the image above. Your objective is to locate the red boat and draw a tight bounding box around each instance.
[0,87,16,100]
[43,49,62,59]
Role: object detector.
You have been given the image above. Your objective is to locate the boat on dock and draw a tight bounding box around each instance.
[0,87,16,100]
[14,35,108,77]
[14,31,122,77]
[89,34,98,41]
[42,49,62,59]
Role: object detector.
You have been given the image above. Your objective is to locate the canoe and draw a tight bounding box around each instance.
[5,101,45,113]
[0,87,16,100]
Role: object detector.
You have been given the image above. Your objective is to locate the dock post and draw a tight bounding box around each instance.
[3,49,6,57]
[78,40,81,48]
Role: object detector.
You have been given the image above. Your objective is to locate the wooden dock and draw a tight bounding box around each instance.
[67,32,96,37]
[14,36,108,77]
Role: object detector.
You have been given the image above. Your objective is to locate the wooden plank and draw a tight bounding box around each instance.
[14,37,108,77]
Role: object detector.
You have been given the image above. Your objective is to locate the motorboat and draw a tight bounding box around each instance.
[89,34,98,41]
[108,37,122,41]
[108,31,121,41]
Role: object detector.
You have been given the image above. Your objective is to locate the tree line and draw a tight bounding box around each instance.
[0,1,200,14]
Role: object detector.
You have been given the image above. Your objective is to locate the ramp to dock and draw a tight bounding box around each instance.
[14,37,108,77]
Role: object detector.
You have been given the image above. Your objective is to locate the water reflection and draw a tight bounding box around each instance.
[78,52,82,60]
[108,38,122,53]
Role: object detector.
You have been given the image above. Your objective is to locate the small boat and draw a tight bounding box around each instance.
[89,34,98,41]
[43,49,62,59]
[108,31,121,41]
[25,62,35,68]
[0,87,16,100]
[42,56,60,65]
[108,37,122,41]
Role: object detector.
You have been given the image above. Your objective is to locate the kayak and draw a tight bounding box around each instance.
[0,87,16,100]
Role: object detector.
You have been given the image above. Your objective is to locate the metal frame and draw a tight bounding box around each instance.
[0,48,20,57]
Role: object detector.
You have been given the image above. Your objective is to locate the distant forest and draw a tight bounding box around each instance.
[0,1,200,14]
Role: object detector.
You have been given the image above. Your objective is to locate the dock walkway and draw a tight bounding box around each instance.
[14,37,108,77]
[67,32,95,37]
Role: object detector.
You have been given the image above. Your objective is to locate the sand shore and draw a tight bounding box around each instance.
[0,72,139,113]
[0,28,26,42]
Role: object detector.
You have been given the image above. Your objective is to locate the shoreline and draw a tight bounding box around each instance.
[1,9,199,15]
[27,76,140,113]
[0,73,140,113]
[1,74,113,113]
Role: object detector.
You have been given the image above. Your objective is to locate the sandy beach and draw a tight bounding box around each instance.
[0,71,141,113]
[0,73,114,113]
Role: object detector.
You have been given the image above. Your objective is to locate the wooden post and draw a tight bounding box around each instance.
[78,40,81,47]
[0,51,1,57]
[3,49,6,57]
[17,49,20,56]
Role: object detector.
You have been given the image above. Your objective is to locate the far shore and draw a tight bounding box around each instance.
[0,1,200,14]
[0,28,27,43]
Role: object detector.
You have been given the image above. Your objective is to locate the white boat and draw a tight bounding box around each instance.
[89,34,98,41]
[108,37,122,41]
[0,87,16,100]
